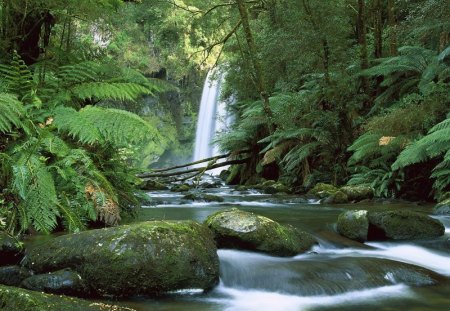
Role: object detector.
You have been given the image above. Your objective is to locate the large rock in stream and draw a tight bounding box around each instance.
[204,208,316,256]
[23,221,219,297]
[0,284,135,311]
[337,210,445,241]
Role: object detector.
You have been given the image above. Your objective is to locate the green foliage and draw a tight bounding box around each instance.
[0,53,161,234]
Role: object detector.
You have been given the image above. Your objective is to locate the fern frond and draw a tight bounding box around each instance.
[0,93,25,133]
[72,82,152,101]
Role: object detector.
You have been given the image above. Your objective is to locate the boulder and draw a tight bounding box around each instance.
[183,193,224,202]
[0,232,24,266]
[204,208,316,256]
[0,285,135,311]
[308,183,339,199]
[21,269,88,297]
[140,180,168,191]
[322,191,349,204]
[23,221,219,297]
[170,184,191,192]
[340,185,374,202]
[336,210,369,242]
[367,210,445,240]
[433,198,450,215]
[0,266,33,286]
[337,210,445,241]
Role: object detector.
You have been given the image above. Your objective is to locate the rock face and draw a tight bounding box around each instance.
[23,221,219,297]
[0,266,33,286]
[21,269,88,296]
[0,233,24,266]
[204,208,316,256]
[337,210,445,241]
[0,284,135,311]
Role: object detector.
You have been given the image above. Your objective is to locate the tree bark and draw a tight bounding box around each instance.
[236,0,275,132]
[357,0,369,93]
[373,0,383,58]
[387,0,397,56]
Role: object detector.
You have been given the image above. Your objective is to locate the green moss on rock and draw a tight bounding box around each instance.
[340,186,374,202]
[322,191,349,204]
[337,210,369,242]
[23,221,219,297]
[308,183,339,199]
[0,285,135,311]
[204,208,316,256]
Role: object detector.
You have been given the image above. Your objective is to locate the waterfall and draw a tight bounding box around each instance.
[193,70,231,168]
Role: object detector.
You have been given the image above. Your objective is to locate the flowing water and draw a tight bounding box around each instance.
[117,178,450,311]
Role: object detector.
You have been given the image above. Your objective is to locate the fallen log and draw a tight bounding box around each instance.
[138,158,250,179]
[147,150,250,174]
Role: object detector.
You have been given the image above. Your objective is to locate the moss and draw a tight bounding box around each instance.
[171,184,191,192]
[226,165,241,185]
[140,180,168,191]
[205,208,316,256]
[323,191,349,204]
[23,221,219,297]
[337,210,369,242]
[308,183,339,199]
[340,186,374,202]
[0,285,134,311]
[367,210,445,240]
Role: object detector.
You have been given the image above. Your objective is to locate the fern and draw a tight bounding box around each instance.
[72,82,152,102]
[0,93,25,133]
[53,106,159,146]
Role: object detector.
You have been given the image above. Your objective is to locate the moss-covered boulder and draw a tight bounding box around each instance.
[204,208,316,256]
[308,183,339,199]
[0,285,135,311]
[337,210,445,241]
[367,210,445,240]
[322,191,349,204]
[336,210,369,242]
[433,198,450,215]
[170,184,191,192]
[0,266,32,286]
[140,180,168,191]
[340,186,374,202]
[225,165,241,185]
[23,221,219,297]
[21,269,88,297]
[0,233,24,266]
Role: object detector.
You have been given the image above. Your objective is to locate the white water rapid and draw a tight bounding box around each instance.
[193,70,232,172]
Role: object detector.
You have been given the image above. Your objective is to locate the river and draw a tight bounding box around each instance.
[116,178,450,311]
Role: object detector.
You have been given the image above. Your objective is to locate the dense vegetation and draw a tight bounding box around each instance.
[0,0,449,234]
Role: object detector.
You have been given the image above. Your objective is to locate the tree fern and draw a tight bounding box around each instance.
[53,106,159,146]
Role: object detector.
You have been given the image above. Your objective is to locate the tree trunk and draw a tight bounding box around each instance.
[357,0,369,93]
[387,0,397,56]
[235,0,275,132]
[373,0,383,58]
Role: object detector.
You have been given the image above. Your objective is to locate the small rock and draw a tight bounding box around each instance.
[340,185,374,202]
[0,266,33,286]
[140,180,168,191]
[171,184,191,192]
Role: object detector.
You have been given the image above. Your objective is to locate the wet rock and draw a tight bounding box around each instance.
[308,183,339,199]
[336,210,369,242]
[322,191,348,204]
[205,208,316,256]
[170,184,191,192]
[21,269,88,296]
[0,266,33,286]
[367,210,445,240]
[183,193,224,202]
[225,165,241,185]
[219,169,231,181]
[0,284,135,311]
[23,221,219,297]
[140,180,168,191]
[0,232,24,266]
[340,185,374,202]
[433,198,450,215]
[199,181,222,189]
[337,210,445,241]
